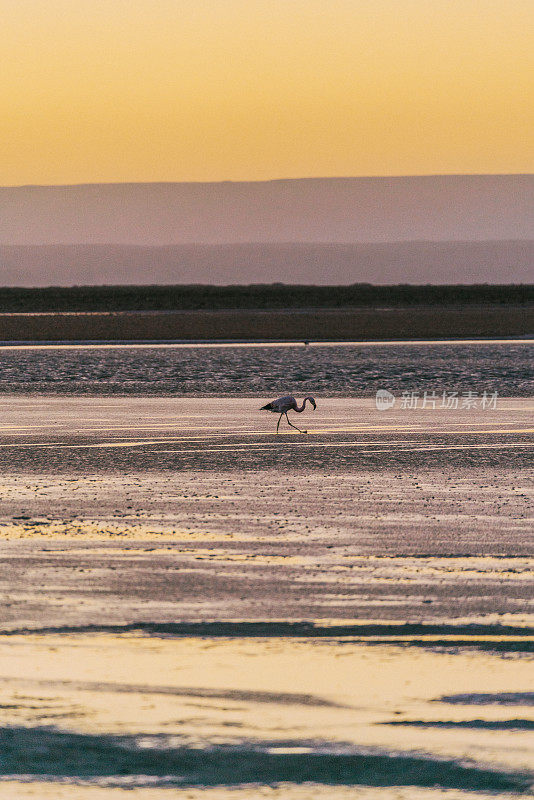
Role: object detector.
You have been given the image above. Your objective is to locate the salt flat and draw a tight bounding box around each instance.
[0,395,532,796]
[0,396,532,626]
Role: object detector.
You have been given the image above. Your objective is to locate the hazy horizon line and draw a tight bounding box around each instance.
[3,172,534,190]
[3,238,534,248]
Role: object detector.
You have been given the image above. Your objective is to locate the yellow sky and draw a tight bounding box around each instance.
[2,0,533,185]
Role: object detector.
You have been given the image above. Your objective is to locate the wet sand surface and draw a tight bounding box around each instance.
[0,396,532,796]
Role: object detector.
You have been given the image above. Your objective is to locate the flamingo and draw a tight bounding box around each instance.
[260,395,316,433]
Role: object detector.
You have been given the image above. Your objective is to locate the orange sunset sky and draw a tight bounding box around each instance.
[2,0,533,185]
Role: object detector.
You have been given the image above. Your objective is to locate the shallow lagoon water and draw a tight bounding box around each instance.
[0,340,531,396]
[0,632,532,796]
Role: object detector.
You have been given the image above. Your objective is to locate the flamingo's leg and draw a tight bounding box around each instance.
[276,413,283,433]
[285,412,306,434]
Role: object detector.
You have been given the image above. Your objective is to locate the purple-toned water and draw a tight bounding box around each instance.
[0,341,531,396]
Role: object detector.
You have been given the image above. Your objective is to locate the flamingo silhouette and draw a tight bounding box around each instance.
[260,395,316,433]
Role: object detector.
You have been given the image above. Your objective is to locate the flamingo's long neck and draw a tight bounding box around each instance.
[295,398,308,413]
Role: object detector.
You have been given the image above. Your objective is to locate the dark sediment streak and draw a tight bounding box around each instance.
[1,621,532,639]
[384,720,534,730]
[0,679,341,708]
[438,693,534,706]
[0,728,531,792]
[364,639,534,653]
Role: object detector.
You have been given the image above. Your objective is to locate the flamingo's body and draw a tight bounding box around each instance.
[260,395,316,433]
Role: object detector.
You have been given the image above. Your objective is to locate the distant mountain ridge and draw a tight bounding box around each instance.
[1,175,533,245]
[1,241,533,286]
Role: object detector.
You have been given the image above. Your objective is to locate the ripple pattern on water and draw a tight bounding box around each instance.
[0,343,531,396]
